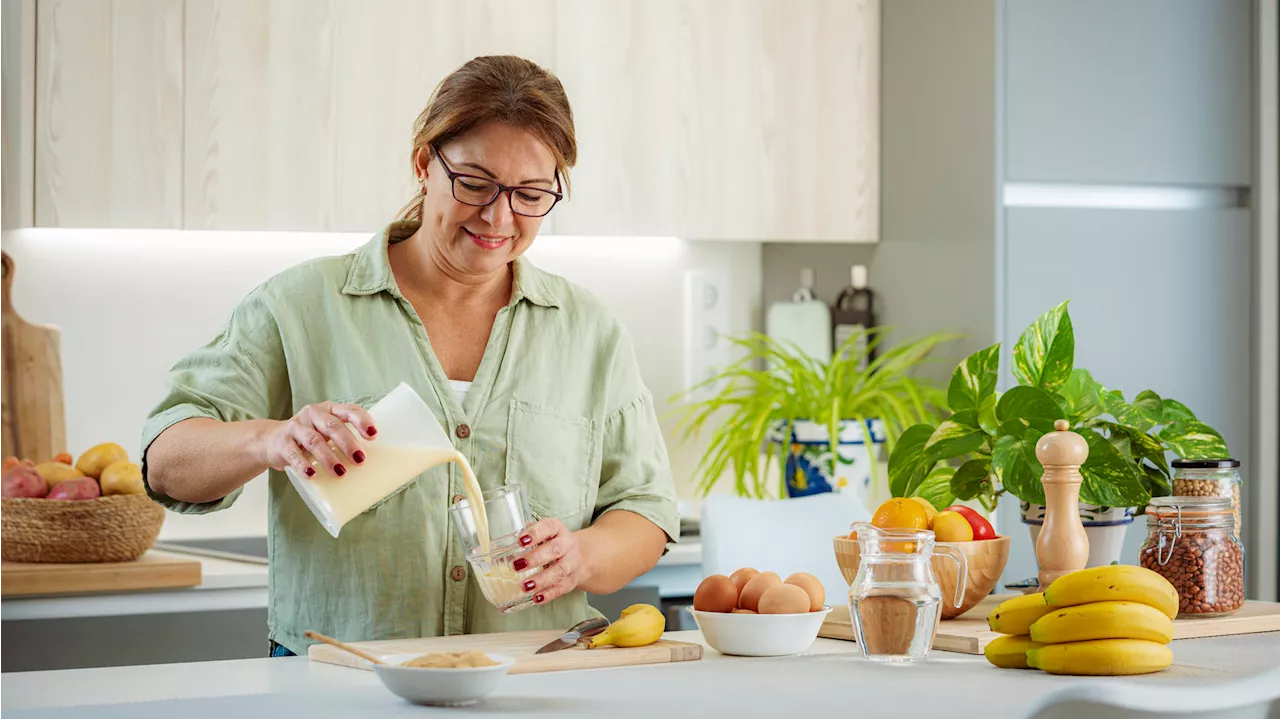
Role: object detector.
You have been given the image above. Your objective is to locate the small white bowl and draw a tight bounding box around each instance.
[374,652,516,707]
[686,606,833,657]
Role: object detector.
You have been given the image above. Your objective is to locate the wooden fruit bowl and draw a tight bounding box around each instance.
[833,534,1010,619]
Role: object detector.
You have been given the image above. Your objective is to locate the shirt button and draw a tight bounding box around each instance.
[451,566,466,582]
[455,424,471,439]
[451,494,465,505]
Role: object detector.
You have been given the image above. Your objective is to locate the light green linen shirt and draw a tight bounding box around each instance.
[140,221,680,654]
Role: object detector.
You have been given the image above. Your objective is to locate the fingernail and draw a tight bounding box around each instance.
[523,580,536,592]
[304,467,315,478]
[513,558,528,571]
[519,534,532,547]
[353,451,366,464]
[366,426,378,437]
[334,464,346,477]
[534,594,545,604]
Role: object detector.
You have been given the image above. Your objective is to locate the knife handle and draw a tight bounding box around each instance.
[572,617,610,638]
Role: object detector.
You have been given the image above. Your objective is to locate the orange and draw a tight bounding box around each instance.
[871,498,931,531]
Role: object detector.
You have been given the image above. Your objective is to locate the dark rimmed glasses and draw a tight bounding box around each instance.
[432,144,563,218]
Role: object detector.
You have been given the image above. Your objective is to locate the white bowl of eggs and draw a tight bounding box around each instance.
[686,569,832,657]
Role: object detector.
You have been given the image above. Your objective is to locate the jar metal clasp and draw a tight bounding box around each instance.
[1156,505,1184,566]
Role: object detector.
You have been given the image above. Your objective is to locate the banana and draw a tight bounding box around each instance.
[1026,639,1173,676]
[586,604,665,648]
[983,634,1043,669]
[1030,600,1174,645]
[988,593,1052,635]
[1044,565,1179,620]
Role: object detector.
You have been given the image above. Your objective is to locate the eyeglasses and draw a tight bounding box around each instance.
[431,145,563,218]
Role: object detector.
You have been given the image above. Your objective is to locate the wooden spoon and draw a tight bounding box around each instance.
[305,630,386,666]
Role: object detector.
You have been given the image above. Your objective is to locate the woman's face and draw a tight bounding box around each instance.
[415,122,558,278]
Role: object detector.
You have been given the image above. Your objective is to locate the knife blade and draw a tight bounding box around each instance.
[535,617,610,654]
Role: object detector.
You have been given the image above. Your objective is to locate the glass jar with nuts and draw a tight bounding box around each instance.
[1171,458,1241,537]
[1139,496,1244,618]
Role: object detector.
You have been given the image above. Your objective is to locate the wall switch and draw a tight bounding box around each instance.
[685,269,733,400]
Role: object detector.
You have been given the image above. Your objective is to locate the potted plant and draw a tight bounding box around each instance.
[887,301,1230,566]
[672,328,958,507]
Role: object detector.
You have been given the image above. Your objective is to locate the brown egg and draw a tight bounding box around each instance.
[758,584,811,615]
[731,608,756,614]
[784,572,826,612]
[737,571,781,611]
[729,567,759,595]
[693,574,738,613]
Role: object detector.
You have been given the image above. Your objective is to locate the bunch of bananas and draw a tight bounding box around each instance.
[984,565,1179,676]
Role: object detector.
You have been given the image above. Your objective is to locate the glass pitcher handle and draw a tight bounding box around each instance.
[936,543,969,609]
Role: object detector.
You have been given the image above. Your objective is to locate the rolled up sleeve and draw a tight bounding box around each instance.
[140,290,285,514]
[592,388,680,545]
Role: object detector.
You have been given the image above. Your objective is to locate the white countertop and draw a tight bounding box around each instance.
[3,630,1278,718]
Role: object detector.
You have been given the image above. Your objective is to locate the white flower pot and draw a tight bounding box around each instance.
[1021,502,1137,568]
[766,419,886,512]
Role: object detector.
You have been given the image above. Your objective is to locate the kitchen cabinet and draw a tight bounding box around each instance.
[35,0,184,228]
[552,0,878,241]
[28,0,878,240]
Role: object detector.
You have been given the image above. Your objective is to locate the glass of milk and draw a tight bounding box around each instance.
[450,485,538,613]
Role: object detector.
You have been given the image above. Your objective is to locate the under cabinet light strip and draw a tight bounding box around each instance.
[1004,182,1248,210]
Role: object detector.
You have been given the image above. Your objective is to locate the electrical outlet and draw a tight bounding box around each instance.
[685,269,732,400]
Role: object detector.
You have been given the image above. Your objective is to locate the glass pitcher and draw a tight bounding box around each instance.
[848,522,967,662]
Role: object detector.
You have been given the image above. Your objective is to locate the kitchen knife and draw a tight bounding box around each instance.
[535,617,610,653]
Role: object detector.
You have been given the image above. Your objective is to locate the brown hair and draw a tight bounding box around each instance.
[397,55,577,222]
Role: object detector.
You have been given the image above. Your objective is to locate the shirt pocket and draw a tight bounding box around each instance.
[505,400,597,530]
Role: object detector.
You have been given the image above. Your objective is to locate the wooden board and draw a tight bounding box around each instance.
[309,630,703,675]
[1,251,66,462]
[821,595,1280,655]
[1,551,202,597]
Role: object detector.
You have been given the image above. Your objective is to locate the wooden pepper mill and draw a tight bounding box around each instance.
[1035,419,1090,589]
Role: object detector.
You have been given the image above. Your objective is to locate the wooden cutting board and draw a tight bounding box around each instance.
[821,594,1280,654]
[1,550,202,597]
[309,630,703,674]
[1,251,66,462]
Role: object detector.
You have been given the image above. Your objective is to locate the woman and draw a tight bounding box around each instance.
[142,56,678,657]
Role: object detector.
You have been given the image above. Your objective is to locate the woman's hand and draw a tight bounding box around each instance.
[258,402,377,478]
[513,518,592,605]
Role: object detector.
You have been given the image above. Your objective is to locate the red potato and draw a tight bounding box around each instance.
[46,477,101,500]
[3,465,49,498]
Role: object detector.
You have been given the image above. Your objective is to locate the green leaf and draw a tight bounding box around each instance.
[1159,420,1231,459]
[915,466,957,510]
[924,410,985,459]
[889,424,937,498]
[1079,430,1150,508]
[1101,388,1159,433]
[947,343,1000,411]
[1161,398,1197,424]
[1140,462,1171,496]
[993,429,1046,505]
[1133,390,1163,425]
[1012,301,1075,392]
[1093,420,1169,475]
[996,385,1067,425]
[978,393,1000,436]
[998,418,1056,439]
[1057,368,1103,423]
[950,458,991,501]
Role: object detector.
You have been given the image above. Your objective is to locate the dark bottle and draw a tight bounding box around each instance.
[832,265,877,368]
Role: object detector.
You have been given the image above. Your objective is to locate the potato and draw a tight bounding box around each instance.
[46,477,101,500]
[35,461,84,488]
[75,443,129,479]
[100,461,144,496]
[3,465,49,498]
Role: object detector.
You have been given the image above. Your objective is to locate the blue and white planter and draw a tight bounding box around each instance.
[765,419,887,508]
[1021,502,1137,568]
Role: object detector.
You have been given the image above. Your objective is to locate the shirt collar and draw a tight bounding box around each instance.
[342,221,560,309]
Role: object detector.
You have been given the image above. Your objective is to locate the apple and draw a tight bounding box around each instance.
[946,505,996,541]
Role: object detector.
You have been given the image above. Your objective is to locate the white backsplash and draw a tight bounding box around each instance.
[1,228,761,539]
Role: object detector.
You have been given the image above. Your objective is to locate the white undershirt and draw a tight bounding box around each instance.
[447,380,472,407]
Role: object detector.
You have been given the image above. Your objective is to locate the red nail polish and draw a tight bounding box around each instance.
[304,467,315,478]
[334,464,346,477]
[534,594,545,604]
[366,426,378,437]
[353,451,366,464]
[513,558,528,571]
[519,535,533,547]
[523,580,536,592]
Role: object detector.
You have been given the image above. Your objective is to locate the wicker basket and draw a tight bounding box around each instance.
[1,494,165,563]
